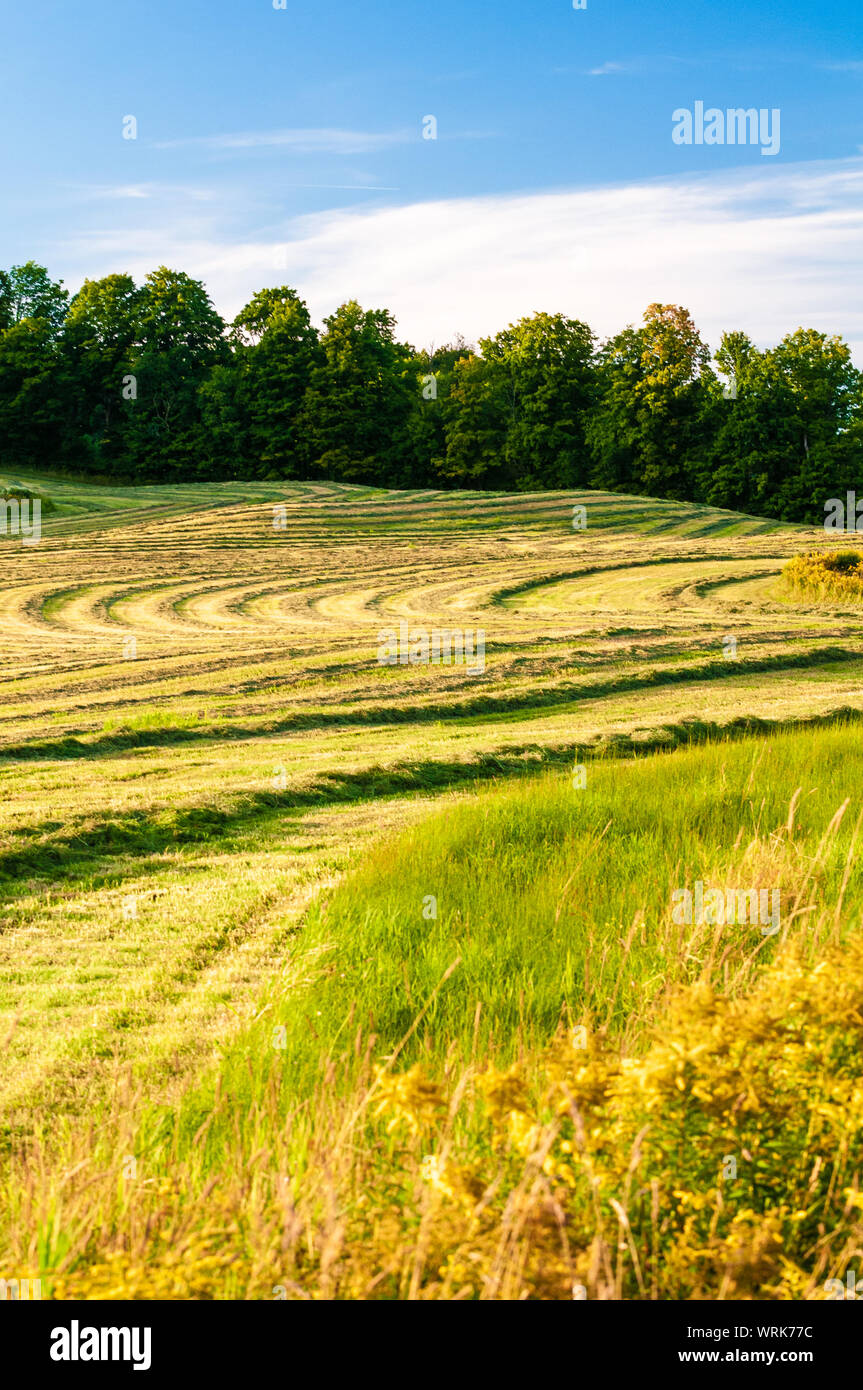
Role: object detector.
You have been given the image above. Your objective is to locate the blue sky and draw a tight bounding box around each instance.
[1,0,862,355]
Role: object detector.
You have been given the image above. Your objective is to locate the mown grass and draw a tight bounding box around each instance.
[3,723,862,1300]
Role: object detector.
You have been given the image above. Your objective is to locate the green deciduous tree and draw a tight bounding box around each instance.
[436,351,508,487]
[0,318,63,469]
[1,261,69,336]
[60,274,143,472]
[480,312,597,489]
[125,267,228,479]
[296,301,414,483]
[587,305,712,501]
[213,286,320,479]
[0,263,70,469]
[704,329,862,521]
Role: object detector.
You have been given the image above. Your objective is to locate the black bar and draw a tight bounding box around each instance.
[7,1298,854,1379]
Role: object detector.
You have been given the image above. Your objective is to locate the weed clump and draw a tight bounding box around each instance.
[364,935,863,1299]
[784,550,863,601]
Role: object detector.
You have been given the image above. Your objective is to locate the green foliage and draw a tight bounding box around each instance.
[211,286,321,479]
[0,258,860,520]
[588,303,712,500]
[121,268,229,478]
[61,274,143,471]
[435,350,508,485]
[0,318,64,469]
[706,328,861,519]
[0,482,55,513]
[2,261,68,335]
[501,314,597,486]
[296,300,415,483]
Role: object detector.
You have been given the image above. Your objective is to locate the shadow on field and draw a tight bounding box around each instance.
[2,705,863,887]
[0,645,857,763]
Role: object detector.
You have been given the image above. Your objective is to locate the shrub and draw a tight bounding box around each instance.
[365,932,863,1299]
[784,550,863,600]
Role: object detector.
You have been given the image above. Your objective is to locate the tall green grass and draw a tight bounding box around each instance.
[170,723,863,1160]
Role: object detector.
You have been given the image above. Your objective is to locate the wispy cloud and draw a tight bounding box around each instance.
[70,184,218,203]
[49,158,863,363]
[554,54,694,77]
[155,128,414,154]
[282,184,400,191]
[821,60,863,73]
[87,185,151,200]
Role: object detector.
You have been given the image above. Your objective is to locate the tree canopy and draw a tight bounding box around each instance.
[0,260,859,524]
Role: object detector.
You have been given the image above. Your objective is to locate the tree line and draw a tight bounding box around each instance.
[0,260,860,523]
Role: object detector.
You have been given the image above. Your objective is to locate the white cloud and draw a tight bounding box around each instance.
[586,62,627,76]
[69,184,219,203]
[95,185,150,200]
[155,127,414,154]
[51,157,863,361]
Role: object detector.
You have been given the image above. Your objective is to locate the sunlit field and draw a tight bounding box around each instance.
[2,474,863,1299]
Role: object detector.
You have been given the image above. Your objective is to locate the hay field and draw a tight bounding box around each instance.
[2,476,863,1298]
